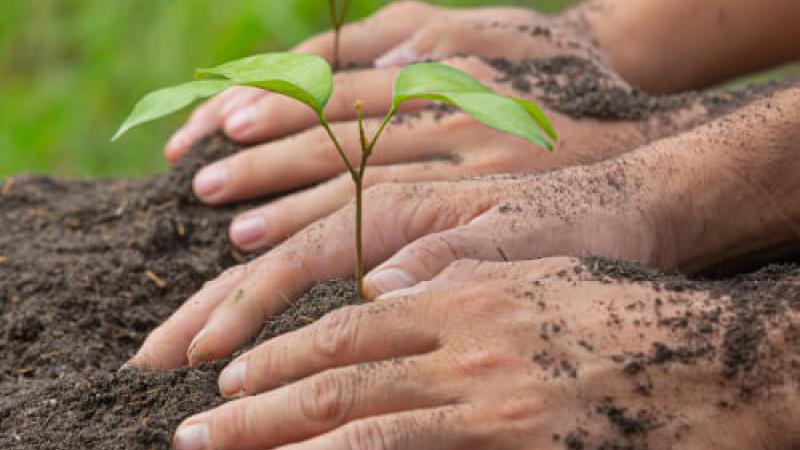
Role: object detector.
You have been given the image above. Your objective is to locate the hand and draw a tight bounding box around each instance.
[131,86,800,370]
[170,259,799,450]
[183,55,704,252]
[131,151,672,369]
[164,1,600,162]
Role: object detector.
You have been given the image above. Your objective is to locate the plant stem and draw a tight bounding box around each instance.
[327,0,349,71]
[352,102,398,300]
[318,115,357,180]
[354,174,365,298]
[366,105,397,155]
[354,100,367,299]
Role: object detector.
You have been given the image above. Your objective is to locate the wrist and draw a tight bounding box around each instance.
[638,87,800,272]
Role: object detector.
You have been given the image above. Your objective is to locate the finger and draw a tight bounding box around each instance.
[164,87,265,163]
[363,215,517,299]
[272,406,474,450]
[175,357,453,450]
[376,17,592,69]
[293,1,444,65]
[129,265,248,370]
[193,108,470,204]
[181,181,498,367]
[229,160,471,252]
[378,257,584,300]
[222,65,410,144]
[217,293,442,397]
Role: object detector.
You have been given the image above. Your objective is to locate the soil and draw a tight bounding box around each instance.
[0,133,360,449]
[486,55,792,122]
[1,56,797,449]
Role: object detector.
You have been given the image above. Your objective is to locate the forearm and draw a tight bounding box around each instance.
[638,85,800,271]
[565,0,800,93]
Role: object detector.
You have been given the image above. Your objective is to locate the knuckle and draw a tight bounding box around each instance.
[441,258,482,277]
[297,372,353,424]
[446,284,517,316]
[490,396,543,423]
[340,419,391,450]
[411,232,463,265]
[448,344,521,377]
[313,306,361,359]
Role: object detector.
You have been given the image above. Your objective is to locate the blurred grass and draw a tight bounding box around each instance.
[0,0,577,178]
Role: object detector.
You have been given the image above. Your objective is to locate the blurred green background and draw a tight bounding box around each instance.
[0,0,578,178]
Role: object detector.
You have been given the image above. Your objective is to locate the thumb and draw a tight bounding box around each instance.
[363,218,506,299]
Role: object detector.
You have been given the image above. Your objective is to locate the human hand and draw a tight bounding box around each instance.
[131,149,674,370]
[170,259,799,450]
[180,54,703,252]
[164,2,601,162]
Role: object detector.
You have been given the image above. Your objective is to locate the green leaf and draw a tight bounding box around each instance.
[512,98,557,142]
[112,79,232,141]
[392,62,491,106]
[393,63,556,150]
[196,52,332,113]
[448,93,554,150]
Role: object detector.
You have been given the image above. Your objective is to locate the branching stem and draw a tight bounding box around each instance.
[319,114,357,180]
[327,0,351,71]
[351,102,398,299]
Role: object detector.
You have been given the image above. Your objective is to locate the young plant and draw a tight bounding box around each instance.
[327,0,351,70]
[113,52,557,298]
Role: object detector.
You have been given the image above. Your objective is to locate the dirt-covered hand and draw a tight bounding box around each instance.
[170,265,799,450]
[183,55,704,252]
[163,2,600,162]
[130,150,671,370]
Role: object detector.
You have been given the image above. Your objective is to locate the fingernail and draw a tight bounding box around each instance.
[166,129,189,156]
[193,164,228,201]
[230,215,266,249]
[375,45,417,68]
[365,268,417,295]
[219,359,246,397]
[225,106,256,135]
[187,327,211,365]
[173,422,209,450]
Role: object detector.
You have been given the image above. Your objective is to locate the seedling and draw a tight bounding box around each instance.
[113,53,557,298]
[327,0,350,70]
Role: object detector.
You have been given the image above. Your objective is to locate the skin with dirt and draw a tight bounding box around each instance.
[0,56,795,449]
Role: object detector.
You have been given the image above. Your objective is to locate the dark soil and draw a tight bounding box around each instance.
[0,133,359,449]
[1,56,797,449]
[486,55,792,122]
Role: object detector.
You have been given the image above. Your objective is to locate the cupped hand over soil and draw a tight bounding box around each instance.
[173,258,800,450]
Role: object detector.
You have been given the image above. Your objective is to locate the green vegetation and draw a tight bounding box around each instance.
[0,0,576,179]
[113,52,555,296]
